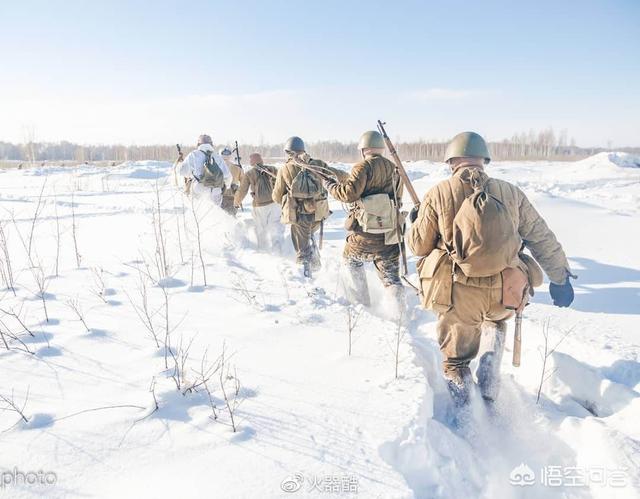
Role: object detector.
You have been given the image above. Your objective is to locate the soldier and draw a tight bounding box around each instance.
[179,134,232,206]
[408,131,575,405]
[219,147,243,216]
[272,136,343,277]
[323,131,403,306]
[234,153,284,251]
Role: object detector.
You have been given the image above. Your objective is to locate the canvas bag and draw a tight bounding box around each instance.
[255,166,275,200]
[290,164,329,220]
[354,193,397,234]
[416,248,453,313]
[199,151,225,189]
[291,168,321,200]
[451,169,521,277]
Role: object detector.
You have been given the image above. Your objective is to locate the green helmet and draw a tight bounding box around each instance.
[284,136,305,153]
[444,131,491,164]
[357,130,385,150]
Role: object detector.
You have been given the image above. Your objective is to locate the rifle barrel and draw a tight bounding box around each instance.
[291,159,338,181]
[234,140,242,169]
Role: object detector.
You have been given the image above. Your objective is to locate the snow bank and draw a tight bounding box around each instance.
[585,152,640,169]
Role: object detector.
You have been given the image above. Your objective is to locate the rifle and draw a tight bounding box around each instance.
[175,144,192,194]
[233,140,242,170]
[376,121,421,293]
[232,140,244,211]
[376,120,420,206]
[290,156,339,182]
[255,164,277,179]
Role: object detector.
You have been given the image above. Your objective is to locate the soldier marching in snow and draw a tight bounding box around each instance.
[219,146,243,216]
[179,134,233,206]
[323,130,404,306]
[408,131,575,406]
[272,136,345,277]
[234,153,284,252]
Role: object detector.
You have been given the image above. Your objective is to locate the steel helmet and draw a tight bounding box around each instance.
[444,132,491,164]
[358,130,385,150]
[219,147,232,156]
[284,136,305,153]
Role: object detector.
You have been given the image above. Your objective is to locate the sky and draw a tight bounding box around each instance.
[1,0,639,147]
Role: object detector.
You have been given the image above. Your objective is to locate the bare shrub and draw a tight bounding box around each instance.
[0,387,30,430]
[0,317,34,354]
[190,196,207,286]
[53,193,61,277]
[32,262,50,323]
[71,189,81,268]
[346,304,363,356]
[536,319,574,404]
[394,307,407,379]
[66,298,90,333]
[27,177,48,258]
[90,266,108,303]
[152,178,170,280]
[125,267,161,348]
[0,223,16,294]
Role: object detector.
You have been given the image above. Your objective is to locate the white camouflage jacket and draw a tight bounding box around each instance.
[179,144,232,187]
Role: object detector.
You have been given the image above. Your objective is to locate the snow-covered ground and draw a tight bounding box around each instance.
[0,153,638,499]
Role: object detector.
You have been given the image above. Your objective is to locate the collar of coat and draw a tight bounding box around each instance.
[451,162,484,174]
[453,164,489,190]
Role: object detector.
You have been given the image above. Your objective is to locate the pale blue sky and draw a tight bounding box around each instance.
[1,0,638,146]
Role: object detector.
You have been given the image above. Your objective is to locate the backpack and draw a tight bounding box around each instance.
[255,166,275,197]
[199,151,225,189]
[291,168,321,199]
[289,161,329,220]
[450,169,521,277]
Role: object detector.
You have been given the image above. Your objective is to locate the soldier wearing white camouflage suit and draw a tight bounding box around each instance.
[179,134,232,206]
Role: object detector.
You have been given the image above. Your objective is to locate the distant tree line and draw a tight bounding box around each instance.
[1,128,638,165]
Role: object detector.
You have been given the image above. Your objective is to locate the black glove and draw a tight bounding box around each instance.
[408,204,420,223]
[549,277,574,307]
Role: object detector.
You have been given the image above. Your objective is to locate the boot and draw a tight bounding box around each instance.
[303,261,312,279]
[384,284,407,322]
[344,262,371,306]
[444,366,473,407]
[476,321,507,402]
[309,237,321,271]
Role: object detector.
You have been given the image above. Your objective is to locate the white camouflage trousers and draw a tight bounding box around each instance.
[253,203,284,251]
[191,182,223,206]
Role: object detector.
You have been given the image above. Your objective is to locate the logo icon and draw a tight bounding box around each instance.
[510,463,536,487]
[281,472,305,493]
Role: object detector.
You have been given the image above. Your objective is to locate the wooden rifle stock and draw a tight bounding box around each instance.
[232,140,244,211]
[376,120,420,206]
[512,312,522,367]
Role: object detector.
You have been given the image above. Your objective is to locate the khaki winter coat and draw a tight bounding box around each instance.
[228,163,243,184]
[408,165,570,309]
[328,154,402,255]
[235,164,278,207]
[222,163,243,199]
[328,154,400,204]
